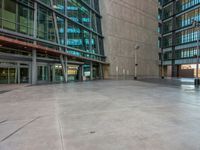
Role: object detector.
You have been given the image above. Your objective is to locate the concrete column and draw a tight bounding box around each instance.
[17,63,20,84]
[33,2,37,38]
[32,1,37,85]
[90,62,93,80]
[65,56,68,83]
[60,55,68,83]
[78,65,83,81]
[99,63,103,79]
[8,68,10,84]
[42,66,45,81]
[32,49,37,84]
[48,65,51,82]
[52,65,55,83]
[15,67,17,84]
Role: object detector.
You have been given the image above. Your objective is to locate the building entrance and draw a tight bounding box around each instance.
[0,67,16,84]
[68,65,79,82]
[52,64,82,82]
[20,68,29,83]
[0,62,30,84]
[179,64,200,78]
[37,64,50,83]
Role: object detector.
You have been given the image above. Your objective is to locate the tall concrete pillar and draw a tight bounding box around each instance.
[99,63,103,79]
[52,65,55,83]
[32,49,37,84]
[48,64,51,82]
[60,55,68,83]
[17,62,20,84]
[64,56,68,83]
[90,62,93,80]
[78,65,83,81]
[32,1,37,85]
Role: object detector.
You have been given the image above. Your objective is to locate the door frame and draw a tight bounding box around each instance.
[37,62,51,84]
[0,60,31,84]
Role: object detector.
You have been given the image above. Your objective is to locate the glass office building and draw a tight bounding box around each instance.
[0,0,106,84]
[159,0,200,78]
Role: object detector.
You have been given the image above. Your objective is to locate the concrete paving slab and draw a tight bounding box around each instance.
[0,80,200,150]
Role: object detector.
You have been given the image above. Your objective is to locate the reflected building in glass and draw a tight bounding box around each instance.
[0,0,105,84]
[159,0,200,78]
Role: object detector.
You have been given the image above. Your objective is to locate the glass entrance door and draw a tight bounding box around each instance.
[0,62,30,84]
[0,68,8,84]
[9,68,17,83]
[0,67,17,84]
[20,68,29,83]
[68,65,79,81]
[37,65,49,82]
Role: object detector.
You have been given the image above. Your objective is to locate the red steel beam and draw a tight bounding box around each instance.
[0,36,108,64]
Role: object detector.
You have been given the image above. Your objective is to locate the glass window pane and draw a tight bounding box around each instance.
[3,0,16,30]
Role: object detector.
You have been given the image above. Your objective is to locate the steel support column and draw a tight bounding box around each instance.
[160,2,164,79]
[171,1,177,77]
[50,0,69,84]
[17,62,20,84]
[192,20,200,86]
[52,65,55,83]
[99,63,103,79]
[90,62,93,80]
[78,65,83,81]
[65,56,68,82]
[60,55,68,83]
[32,1,37,85]
[32,49,37,84]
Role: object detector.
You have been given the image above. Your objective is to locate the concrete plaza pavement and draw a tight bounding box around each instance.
[0,80,200,150]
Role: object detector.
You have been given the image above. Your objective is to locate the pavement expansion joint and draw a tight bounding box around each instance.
[0,116,41,142]
[0,120,7,124]
[0,90,10,94]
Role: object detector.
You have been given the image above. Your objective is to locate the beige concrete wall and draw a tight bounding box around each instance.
[100,0,159,79]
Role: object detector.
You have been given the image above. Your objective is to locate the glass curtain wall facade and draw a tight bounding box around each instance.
[0,0,105,84]
[159,0,200,77]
